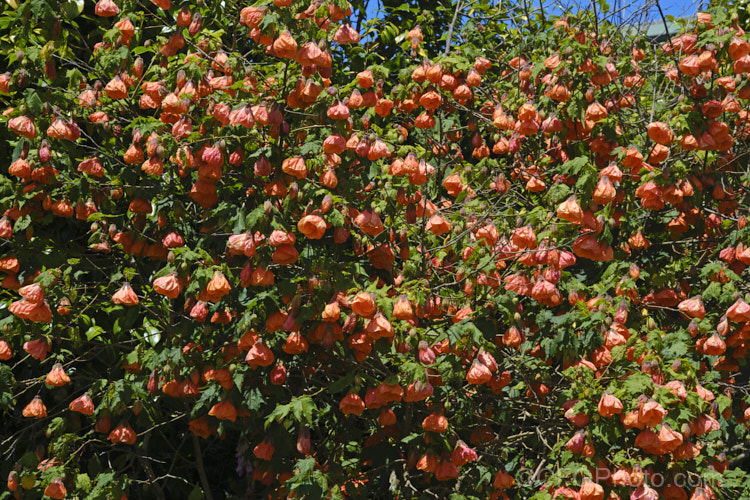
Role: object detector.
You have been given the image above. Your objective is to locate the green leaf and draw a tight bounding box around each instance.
[24,89,44,115]
[60,0,84,18]
[443,319,483,345]
[85,325,104,341]
[300,140,322,156]
[622,372,654,397]
[327,373,355,395]
[546,182,570,204]
[265,402,292,430]
[245,205,266,230]
[661,337,688,359]
[244,387,264,411]
[13,214,31,232]
[143,319,161,346]
[328,209,345,227]
[75,473,92,492]
[187,485,203,500]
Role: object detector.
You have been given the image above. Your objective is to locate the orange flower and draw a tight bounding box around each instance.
[23,338,51,361]
[557,196,583,224]
[227,233,256,257]
[404,380,433,402]
[333,23,360,44]
[69,393,95,415]
[282,332,309,354]
[43,478,67,500]
[162,232,184,249]
[321,300,340,322]
[272,31,298,59]
[585,101,608,122]
[204,270,231,302]
[0,340,11,360]
[105,75,128,99]
[271,244,299,265]
[493,470,515,489]
[629,231,650,250]
[578,479,604,500]
[114,17,134,43]
[297,214,327,239]
[339,393,365,415]
[128,198,152,215]
[422,411,448,433]
[364,313,393,340]
[8,158,30,178]
[597,391,623,417]
[8,116,36,139]
[19,283,44,304]
[246,342,274,368]
[572,234,614,262]
[153,273,183,299]
[678,295,705,319]
[45,363,71,387]
[435,459,459,481]
[592,176,616,205]
[108,422,137,445]
[327,101,350,120]
[208,400,237,422]
[353,210,384,236]
[189,417,215,439]
[392,295,414,320]
[268,230,296,247]
[727,298,750,322]
[94,0,119,16]
[294,40,324,66]
[22,396,47,418]
[698,333,726,356]
[511,225,537,249]
[426,215,451,236]
[112,282,139,306]
[419,90,442,111]
[374,382,403,403]
[351,292,377,318]
[466,359,491,385]
[47,117,80,141]
[451,440,478,467]
[281,156,307,179]
[253,440,275,461]
[417,452,438,473]
[150,0,171,9]
[250,265,275,287]
[141,157,163,176]
[206,368,233,390]
[647,122,674,145]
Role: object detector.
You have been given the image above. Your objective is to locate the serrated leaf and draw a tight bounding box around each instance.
[24,89,44,115]
[622,372,654,397]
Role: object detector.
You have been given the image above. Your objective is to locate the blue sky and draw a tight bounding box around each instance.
[594,0,706,23]
[365,0,704,25]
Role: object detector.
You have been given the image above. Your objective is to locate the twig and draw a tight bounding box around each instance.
[192,435,215,500]
[444,0,464,56]
[136,434,167,500]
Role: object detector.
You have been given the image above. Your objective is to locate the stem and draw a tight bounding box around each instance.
[356,0,368,34]
[192,435,214,500]
[138,434,167,500]
[590,0,599,40]
[444,0,464,56]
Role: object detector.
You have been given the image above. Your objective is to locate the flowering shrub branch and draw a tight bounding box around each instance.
[0,0,749,498]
